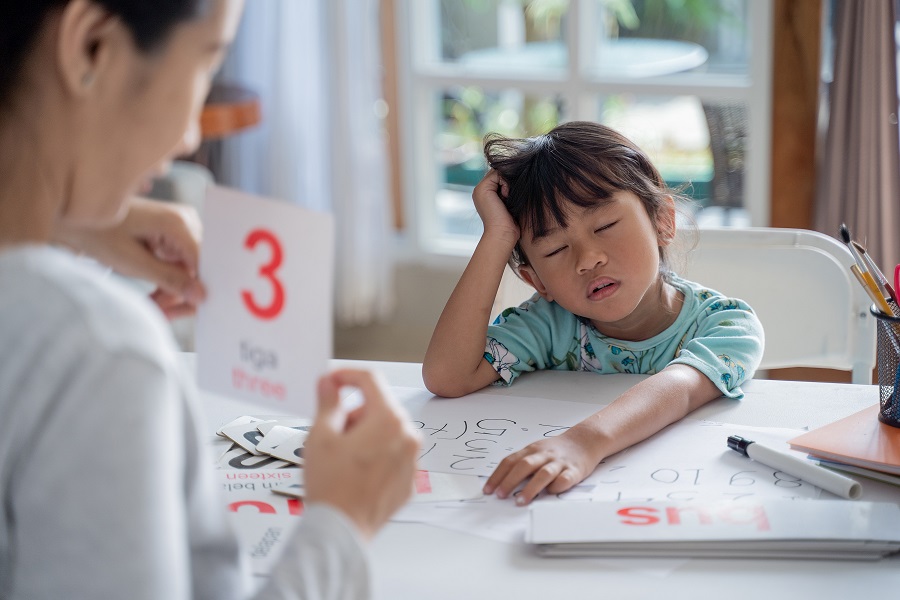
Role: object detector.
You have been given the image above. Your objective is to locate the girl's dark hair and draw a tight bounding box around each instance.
[0,0,208,104]
[484,121,679,273]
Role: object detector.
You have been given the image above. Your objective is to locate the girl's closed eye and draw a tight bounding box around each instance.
[544,244,568,258]
[594,220,619,234]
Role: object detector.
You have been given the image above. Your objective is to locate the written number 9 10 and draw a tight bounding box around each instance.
[241,228,285,320]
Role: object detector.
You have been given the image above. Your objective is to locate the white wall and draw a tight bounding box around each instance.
[333,262,464,362]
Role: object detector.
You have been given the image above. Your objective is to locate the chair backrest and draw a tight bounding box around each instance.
[680,227,875,383]
[489,227,877,384]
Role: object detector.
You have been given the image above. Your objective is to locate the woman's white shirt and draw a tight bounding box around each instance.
[0,245,369,600]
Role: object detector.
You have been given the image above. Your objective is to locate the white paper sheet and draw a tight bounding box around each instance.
[407,391,825,501]
[274,470,485,504]
[393,389,843,553]
[409,393,598,476]
[579,420,825,501]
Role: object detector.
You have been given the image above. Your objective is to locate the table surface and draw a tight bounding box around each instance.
[196,358,900,600]
[458,38,710,78]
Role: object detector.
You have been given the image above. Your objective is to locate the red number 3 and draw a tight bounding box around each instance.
[241,229,285,320]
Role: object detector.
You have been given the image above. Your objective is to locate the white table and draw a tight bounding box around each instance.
[459,39,710,78]
[198,358,900,600]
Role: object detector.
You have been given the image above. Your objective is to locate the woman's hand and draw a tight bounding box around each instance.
[55,196,206,319]
[472,170,519,245]
[303,369,422,541]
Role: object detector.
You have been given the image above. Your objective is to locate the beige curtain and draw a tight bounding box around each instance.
[816,0,900,269]
[219,0,395,327]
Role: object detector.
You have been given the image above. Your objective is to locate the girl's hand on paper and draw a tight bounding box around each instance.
[483,428,600,506]
[472,169,519,245]
[55,196,206,319]
[304,369,422,541]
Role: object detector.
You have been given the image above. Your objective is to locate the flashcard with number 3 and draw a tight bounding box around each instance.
[195,185,334,416]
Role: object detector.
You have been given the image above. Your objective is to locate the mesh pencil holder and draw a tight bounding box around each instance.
[869,301,900,427]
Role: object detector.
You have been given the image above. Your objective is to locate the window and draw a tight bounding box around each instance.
[394,0,773,256]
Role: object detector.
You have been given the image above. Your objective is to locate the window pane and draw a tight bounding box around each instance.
[437,0,570,74]
[590,0,749,77]
[435,1,749,78]
[436,87,564,238]
[598,94,748,225]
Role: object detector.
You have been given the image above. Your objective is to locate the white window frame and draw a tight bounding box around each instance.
[393,0,773,260]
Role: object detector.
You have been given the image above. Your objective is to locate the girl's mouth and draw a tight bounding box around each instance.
[587,279,618,301]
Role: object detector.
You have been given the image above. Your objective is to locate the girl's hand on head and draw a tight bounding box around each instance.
[482,428,601,506]
[472,170,519,245]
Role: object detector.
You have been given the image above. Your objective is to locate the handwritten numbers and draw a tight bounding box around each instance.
[449,455,483,470]
[651,469,680,484]
[729,470,757,486]
[538,424,570,438]
[464,438,498,453]
[412,420,469,440]
[724,493,755,501]
[474,419,515,436]
[772,471,802,488]
[418,441,438,460]
[598,466,627,485]
[448,438,499,471]
[650,468,703,485]
[241,229,285,320]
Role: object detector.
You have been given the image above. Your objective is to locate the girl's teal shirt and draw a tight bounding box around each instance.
[484,276,764,398]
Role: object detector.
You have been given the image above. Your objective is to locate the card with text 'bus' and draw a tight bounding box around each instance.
[196,185,334,417]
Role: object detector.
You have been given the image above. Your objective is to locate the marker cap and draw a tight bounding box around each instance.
[726,435,752,457]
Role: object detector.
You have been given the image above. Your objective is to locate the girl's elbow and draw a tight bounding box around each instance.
[422,365,471,398]
[422,365,454,397]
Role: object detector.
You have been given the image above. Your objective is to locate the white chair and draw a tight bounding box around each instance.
[490,227,877,384]
[681,227,876,383]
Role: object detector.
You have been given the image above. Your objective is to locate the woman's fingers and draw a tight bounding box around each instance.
[303,369,421,541]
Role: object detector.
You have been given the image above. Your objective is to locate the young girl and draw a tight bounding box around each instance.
[423,121,764,506]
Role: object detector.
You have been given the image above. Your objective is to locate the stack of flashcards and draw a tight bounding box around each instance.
[528,500,900,560]
[216,415,311,466]
[215,415,485,503]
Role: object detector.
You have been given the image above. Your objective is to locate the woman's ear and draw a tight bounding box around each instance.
[656,195,677,247]
[56,0,121,97]
[517,265,554,302]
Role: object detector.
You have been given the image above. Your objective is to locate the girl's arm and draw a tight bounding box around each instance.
[422,171,519,397]
[484,364,721,503]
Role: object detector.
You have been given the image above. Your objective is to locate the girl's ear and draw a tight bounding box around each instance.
[656,195,677,247]
[517,265,554,302]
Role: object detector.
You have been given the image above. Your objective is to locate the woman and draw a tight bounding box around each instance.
[0,1,420,598]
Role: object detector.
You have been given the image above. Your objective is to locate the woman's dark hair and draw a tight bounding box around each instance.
[484,121,678,272]
[0,0,208,104]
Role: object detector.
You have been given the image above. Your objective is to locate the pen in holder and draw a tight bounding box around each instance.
[869,300,900,427]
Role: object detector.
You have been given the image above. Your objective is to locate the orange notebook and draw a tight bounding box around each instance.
[788,405,900,476]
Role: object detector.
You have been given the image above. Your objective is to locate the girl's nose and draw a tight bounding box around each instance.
[576,245,607,273]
